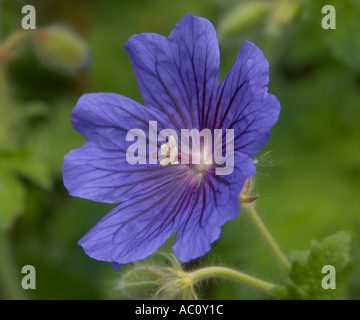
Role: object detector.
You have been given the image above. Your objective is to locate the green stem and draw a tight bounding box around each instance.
[0,29,36,147]
[189,266,277,292]
[243,203,291,272]
[183,285,191,300]
[0,0,2,43]
[0,62,10,146]
[0,29,36,59]
[0,231,26,299]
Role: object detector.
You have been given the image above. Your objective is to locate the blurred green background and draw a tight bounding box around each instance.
[0,0,359,299]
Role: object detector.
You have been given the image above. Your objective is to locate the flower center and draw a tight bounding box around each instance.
[156,135,213,177]
[189,159,212,177]
[186,143,213,177]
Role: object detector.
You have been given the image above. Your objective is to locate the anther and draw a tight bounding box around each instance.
[159,135,179,166]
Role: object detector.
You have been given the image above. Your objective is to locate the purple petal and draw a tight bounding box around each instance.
[124,13,220,131]
[62,92,169,203]
[69,92,162,148]
[113,262,121,271]
[78,201,179,264]
[78,167,204,264]
[173,152,255,262]
[214,40,280,157]
[63,141,178,203]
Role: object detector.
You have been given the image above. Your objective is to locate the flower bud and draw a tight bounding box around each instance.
[116,254,197,300]
[33,25,90,74]
[239,177,257,204]
[118,265,164,299]
[218,1,272,36]
[272,0,301,26]
[266,0,302,36]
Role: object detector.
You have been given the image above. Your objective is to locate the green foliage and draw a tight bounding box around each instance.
[0,148,52,189]
[271,232,354,300]
[0,171,25,231]
[0,148,51,231]
[25,100,85,174]
[305,0,360,70]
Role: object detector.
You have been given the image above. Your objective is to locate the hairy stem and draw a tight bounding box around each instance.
[243,203,291,272]
[183,284,192,300]
[189,266,277,292]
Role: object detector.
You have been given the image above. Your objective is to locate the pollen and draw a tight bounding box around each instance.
[159,135,179,166]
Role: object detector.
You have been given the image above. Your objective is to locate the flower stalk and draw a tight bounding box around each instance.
[0,29,36,147]
[0,62,10,145]
[188,266,277,292]
[242,202,291,272]
[0,29,36,61]
[153,265,277,300]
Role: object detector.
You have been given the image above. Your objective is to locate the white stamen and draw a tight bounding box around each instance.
[168,135,177,150]
[160,144,169,157]
[160,158,170,166]
[158,135,179,166]
[169,147,179,165]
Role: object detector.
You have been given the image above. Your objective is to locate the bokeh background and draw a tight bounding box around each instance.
[0,0,359,300]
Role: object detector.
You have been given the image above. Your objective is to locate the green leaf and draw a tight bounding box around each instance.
[0,172,25,231]
[270,232,354,300]
[270,282,304,300]
[0,148,52,230]
[0,148,52,190]
[25,100,85,174]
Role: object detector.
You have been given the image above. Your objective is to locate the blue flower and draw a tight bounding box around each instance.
[62,13,280,268]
